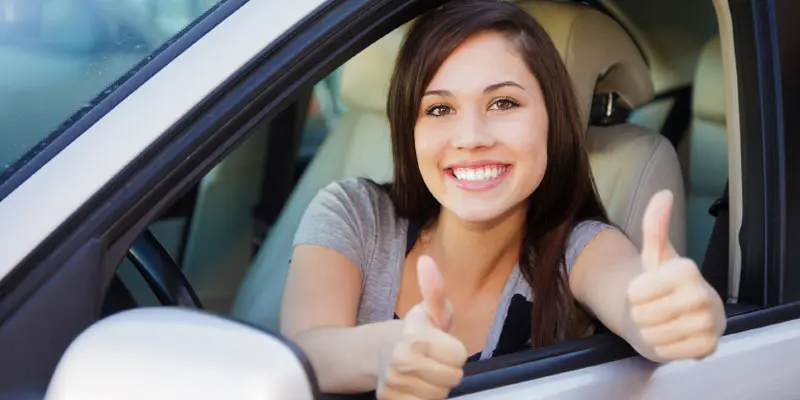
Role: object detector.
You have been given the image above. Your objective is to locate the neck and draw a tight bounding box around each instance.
[422,205,526,293]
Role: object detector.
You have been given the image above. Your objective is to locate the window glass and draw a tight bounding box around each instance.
[298,68,347,164]
[0,0,221,178]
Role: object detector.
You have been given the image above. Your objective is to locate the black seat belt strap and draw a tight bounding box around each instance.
[701,182,730,300]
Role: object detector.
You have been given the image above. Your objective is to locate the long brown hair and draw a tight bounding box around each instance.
[382,0,610,348]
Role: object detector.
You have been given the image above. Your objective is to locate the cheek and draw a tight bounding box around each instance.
[414,124,450,170]
[495,114,548,160]
[493,114,548,190]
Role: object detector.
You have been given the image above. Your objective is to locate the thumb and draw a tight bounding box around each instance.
[641,190,678,271]
[417,254,452,330]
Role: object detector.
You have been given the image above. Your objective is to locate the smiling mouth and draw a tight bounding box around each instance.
[447,165,510,181]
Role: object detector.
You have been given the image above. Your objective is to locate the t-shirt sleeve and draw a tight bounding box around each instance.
[292,180,378,273]
[565,220,616,273]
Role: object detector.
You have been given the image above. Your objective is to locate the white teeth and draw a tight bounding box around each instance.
[452,166,507,181]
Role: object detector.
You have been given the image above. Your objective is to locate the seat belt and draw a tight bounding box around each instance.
[701,182,730,300]
[658,85,693,147]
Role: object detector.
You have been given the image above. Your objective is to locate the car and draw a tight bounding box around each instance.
[1,0,799,398]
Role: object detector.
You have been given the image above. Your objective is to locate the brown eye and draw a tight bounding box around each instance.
[490,98,520,111]
[426,104,453,117]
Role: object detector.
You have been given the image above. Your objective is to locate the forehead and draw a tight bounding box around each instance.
[426,30,535,92]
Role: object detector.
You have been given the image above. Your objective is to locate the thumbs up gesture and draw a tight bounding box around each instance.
[628,190,726,361]
[376,255,469,400]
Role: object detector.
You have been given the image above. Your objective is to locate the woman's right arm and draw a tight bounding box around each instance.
[280,244,403,394]
[280,182,466,397]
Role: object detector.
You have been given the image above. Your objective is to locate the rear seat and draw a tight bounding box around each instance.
[679,36,727,263]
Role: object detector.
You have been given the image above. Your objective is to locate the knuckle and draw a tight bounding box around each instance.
[678,286,705,310]
[391,345,417,373]
[696,314,715,332]
[403,330,423,345]
[448,337,469,362]
[699,335,718,355]
[688,286,711,309]
[375,382,395,400]
[443,367,465,387]
[639,327,659,345]
[677,258,700,275]
[382,368,402,387]
[630,306,645,325]
[407,336,430,356]
[653,345,673,361]
[627,280,642,301]
[432,387,451,399]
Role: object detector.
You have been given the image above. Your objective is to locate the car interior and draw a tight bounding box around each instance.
[104,0,736,362]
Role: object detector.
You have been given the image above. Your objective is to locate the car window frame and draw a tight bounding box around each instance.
[760,0,800,303]
[0,0,247,200]
[732,0,800,306]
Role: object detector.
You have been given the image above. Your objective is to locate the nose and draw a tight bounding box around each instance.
[451,110,495,150]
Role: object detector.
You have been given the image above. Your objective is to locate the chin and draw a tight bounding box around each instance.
[448,202,515,224]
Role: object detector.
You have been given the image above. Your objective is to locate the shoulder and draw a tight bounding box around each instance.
[318,178,392,211]
[297,178,401,247]
[569,220,616,242]
[294,178,399,270]
[565,219,618,271]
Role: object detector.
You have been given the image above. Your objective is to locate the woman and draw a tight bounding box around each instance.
[280,1,727,399]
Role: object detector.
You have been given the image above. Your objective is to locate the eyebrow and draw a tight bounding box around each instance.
[423,81,525,97]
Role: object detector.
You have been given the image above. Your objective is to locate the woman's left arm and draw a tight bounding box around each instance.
[568,191,727,363]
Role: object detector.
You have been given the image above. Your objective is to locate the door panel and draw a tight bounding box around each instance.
[0,240,104,399]
[455,318,800,399]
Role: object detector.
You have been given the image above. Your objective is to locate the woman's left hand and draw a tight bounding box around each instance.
[627,190,726,361]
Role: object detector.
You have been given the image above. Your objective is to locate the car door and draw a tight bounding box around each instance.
[0,0,330,397]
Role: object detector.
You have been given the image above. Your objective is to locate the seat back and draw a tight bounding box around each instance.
[232,2,686,330]
[681,36,727,262]
[518,0,686,253]
[229,29,403,328]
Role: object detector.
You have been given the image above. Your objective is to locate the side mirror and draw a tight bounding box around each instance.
[44,308,318,400]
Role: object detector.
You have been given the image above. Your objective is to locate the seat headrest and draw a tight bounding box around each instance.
[518,1,654,127]
[692,36,725,125]
[339,26,407,113]
[340,1,654,125]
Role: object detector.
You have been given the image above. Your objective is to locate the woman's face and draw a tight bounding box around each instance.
[415,30,549,223]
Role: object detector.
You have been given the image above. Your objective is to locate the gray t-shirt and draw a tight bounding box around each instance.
[293,178,613,360]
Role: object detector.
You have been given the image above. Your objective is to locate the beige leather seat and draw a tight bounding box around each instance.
[229,31,401,329]
[519,1,686,253]
[680,36,727,263]
[231,1,686,330]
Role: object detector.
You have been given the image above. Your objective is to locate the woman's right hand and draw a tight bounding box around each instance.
[376,255,469,400]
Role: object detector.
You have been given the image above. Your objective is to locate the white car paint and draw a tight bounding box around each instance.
[0,0,327,280]
[45,307,315,400]
[456,318,800,399]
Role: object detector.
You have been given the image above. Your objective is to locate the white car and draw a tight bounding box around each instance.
[0,0,798,398]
